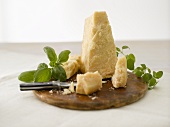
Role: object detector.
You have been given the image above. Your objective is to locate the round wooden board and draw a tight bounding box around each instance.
[34,72,148,110]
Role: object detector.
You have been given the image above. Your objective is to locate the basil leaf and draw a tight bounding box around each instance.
[58,50,71,63]
[37,63,48,70]
[18,70,36,83]
[52,65,67,81]
[34,68,51,82]
[44,46,57,62]
[49,61,56,67]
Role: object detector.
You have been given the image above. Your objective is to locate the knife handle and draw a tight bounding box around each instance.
[20,82,54,87]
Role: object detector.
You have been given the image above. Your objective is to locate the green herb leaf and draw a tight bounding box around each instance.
[128,54,136,62]
[18,70,36,83]
[133,69,144,77]
[58,50,71,63]
[156,71,163,79]
[127,59,135,70]
[153,71,157,78]
[37,63,48,70]
[44,46,57,62]
[122,46,130,50]
[148,78,157,90]
[116,47,121,52]
[116,52,119,57]
[149,77,157,86]
[34,68,51,82]
[147,68,151,73]
[141,64,146,70]
[142,73,152,83]
[126,55,135,70]
[49,61,56,67]
[52,65,67,81]
[135,67,143,71]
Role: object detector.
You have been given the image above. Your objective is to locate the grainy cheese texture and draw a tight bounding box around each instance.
[81,11,117,79]
[112,56,127,88]
[62,55,81,79]
[76,71,102,95]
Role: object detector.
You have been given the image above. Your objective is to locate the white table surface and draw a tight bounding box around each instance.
[0,41,170,127]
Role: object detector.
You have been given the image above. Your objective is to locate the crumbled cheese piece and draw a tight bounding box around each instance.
[69,82,75,93]
[88,95,92,98]
[110,87,115,90]
[102,81,107,84]
[62,89,71,95]
[62,55,81,79]
[91,96,98,100]
[49,90,53,94]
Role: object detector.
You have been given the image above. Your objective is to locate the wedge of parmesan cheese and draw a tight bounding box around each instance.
[76,71,102,95]
[112,56,127,88]
[81,11,117,79]
[62,55,80,79]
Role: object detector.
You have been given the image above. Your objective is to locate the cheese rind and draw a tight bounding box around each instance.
[81,11,117,79]
[112,56,127,88]
[76,71,102,95]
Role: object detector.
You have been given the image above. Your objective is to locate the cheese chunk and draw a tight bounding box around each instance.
[76,75,85,94]
[76,71,102,95]
[69,55,81,64]
[62,55,80,79]
[112,56,127,88]
[81,11,117,79]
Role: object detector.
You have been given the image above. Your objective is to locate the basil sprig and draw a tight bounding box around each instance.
[116,46,163,90]
[18,46,70,82]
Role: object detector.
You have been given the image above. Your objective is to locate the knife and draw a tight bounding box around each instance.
[20,81,76,91]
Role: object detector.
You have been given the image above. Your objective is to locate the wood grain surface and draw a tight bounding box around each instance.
[34,72,148,110]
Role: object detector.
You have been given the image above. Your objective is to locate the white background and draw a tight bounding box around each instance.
[0,0,170,43]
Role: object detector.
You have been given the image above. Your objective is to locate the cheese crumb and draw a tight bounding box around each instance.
[102,81,107,84]
[49,90,53,94]
[62,89,71,95]
[91,96,98,100]
[111,87,115,90]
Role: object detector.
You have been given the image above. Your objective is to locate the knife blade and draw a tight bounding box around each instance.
[20,81,76,91]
